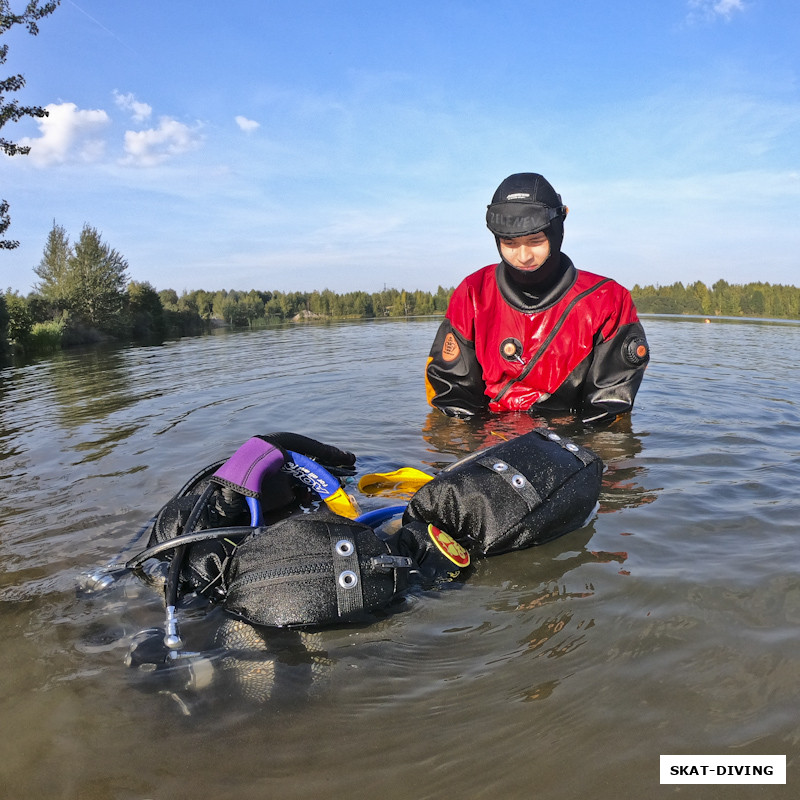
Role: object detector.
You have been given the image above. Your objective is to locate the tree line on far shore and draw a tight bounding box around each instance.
[631,279,800,320]
[4,221,800,361]
[0,222,454,359]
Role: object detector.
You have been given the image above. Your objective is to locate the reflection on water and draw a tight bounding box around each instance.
[1,317,800,799]
[421,407,656,513]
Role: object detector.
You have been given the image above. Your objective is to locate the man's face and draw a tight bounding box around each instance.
[498,231,551,271]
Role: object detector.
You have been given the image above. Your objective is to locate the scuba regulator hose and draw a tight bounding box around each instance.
[162,482,217,650]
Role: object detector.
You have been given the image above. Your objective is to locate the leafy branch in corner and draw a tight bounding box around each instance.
[0,0,60,249]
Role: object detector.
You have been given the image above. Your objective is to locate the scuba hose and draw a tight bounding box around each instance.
[99,432,433,708]
[354,505,407,527]
[163,482,217,650]
[90,455,429,600]
[132,438,363,650]
[102,434,435,655]
[126,525,263,568]
[77,460,229,596]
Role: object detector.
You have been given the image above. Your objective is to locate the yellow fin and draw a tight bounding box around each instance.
[357,468,433,498]
[324,487,361,519]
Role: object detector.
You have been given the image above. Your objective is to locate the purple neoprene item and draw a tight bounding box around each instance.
[211,438,285,497]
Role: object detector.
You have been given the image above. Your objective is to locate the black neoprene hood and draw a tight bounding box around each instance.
[486,173,567,238]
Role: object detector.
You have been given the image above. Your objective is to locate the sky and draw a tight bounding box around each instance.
[1,0,799,296]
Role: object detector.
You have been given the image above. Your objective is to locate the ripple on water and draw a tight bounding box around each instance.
[3,317,800,798]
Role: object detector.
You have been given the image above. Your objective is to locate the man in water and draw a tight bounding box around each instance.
[425,172,649,424]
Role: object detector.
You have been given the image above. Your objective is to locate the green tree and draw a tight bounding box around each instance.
[434,285,453,312]
[1,1,60,248]
[264,293,283,318]
[190,289,213,318]
[24,290,54,323]
[346,290,372,317]
[690,281,712,315]
[158,288,179,310]
[35,223,129,332]
[127,280,164,339]
[33,221,71,306]
[741,287,765,317]
[390,289,410,317]
[68,225,129,330]
[218,296,244,326]
[3,287,32,343]
[712,278,741,316]
[321,288,339,317]
[278,291,296,319]
[0,200,15,249]
[413,289,434,315]
[0,289,8,354]
[239,289,265,325]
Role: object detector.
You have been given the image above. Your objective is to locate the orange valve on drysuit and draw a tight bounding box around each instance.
[500,337,524,364]
[622,335,649,367]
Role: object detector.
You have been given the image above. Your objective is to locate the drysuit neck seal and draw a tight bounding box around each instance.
[496,254,577,312]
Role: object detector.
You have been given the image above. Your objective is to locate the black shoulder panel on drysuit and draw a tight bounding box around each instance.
[425,318,487,416]
[581,320,649,422]
[545,320,649,424]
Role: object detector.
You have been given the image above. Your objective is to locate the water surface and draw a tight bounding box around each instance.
[1,316,798,799]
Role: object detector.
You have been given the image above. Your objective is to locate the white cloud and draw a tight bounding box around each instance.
[18,102,111,166]
[687,0,746,23]
[113,90,152,122]
[235,115,260,132]
[121,118,203,167]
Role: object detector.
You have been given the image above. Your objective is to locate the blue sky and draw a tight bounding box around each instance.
[2,0,798,296]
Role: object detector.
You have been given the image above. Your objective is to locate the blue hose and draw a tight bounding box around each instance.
[246,495,263,527]
[355,505,406,527]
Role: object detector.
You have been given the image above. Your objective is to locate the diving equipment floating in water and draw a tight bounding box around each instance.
[83,427,603,708]
[402,428,603,555]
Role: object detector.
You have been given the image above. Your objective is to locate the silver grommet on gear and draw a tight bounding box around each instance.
[335,539,355,557]
[511,474,526,488]
[566,443,579,452]
[547,432,561,441]
[338,570,358,589]
[493,462,508,472]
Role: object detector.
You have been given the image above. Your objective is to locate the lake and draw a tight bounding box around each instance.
[1,315,798,799]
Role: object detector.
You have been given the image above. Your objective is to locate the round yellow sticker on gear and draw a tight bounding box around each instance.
[428,524,470,568]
